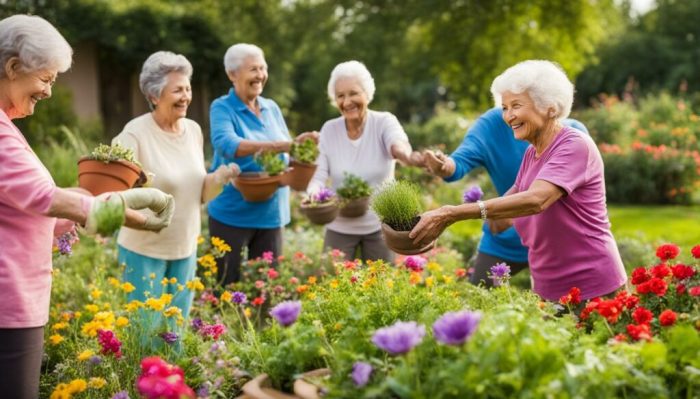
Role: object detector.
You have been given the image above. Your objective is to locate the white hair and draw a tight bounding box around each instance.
[0,14,72,79]
[224,43,266,73]
[490,60,574,119]
[139,51,193,107]
[327,60,376,105]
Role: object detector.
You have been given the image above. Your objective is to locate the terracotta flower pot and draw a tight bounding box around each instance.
[339,196,370,218]
[300,200,339,225]
[281,160,317,191]
[293,368,331,399]
[381,222,435,255]
[77,157,144,195]
[234,172,284,202]
[238,374,298,399]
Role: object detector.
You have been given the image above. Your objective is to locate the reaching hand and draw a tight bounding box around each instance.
[212,163,241,186]
[408,206,453,246]
[295,131,320,144]
[423,150,454,178]
[408,151,426,167]
[118,188,175,232]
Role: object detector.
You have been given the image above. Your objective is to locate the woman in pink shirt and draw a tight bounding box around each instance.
[0,15,174,398]
[410,60,627,303]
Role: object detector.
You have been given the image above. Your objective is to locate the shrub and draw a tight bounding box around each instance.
[601,142,700,204]
[572,95,638,146]
[371,180,423,231]
[289,138,319,165]
[336,173,371,200]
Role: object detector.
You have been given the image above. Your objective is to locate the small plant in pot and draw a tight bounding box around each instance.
[336,173,372,218]
[372,180,434,255]
[77,142,146,195]
[300,187,339,225]
[234,151,287,202]
[282,138,319,191]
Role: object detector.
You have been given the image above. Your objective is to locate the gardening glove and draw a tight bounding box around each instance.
[82,192,126,236]
[212,163,241,186]
[118,187,175,231]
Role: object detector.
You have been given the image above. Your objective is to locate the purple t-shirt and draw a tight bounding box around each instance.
[513,126,627,301]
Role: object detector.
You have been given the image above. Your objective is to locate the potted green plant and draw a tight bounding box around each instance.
[336,173,372,217]
[282,138,319,191]
[235,151,287,202]
[300,187,339,225]
[371,180,434,255]
[77,142,146,195]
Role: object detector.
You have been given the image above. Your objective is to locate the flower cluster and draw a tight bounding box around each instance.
[191,318,227,340]
[137,356,195,399]
[55,230,79,256]
[270,300,302,327]
[96,329,122,359]
[309,187,336,204]
[488,263,511,287]
[404,255,427,272]
[462,185,483,203]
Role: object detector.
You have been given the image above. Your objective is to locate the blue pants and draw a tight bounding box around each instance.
[118,245,196,350]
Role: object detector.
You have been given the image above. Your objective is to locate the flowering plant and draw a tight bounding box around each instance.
[303,187,337,206]
[85,142,141,166]
[462,184,483,203]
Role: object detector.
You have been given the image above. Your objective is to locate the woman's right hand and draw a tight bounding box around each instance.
[423,150,455,178]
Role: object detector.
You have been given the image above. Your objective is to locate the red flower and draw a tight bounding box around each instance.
[636,281,651,295]
[671,264,695,280]
[631,267,650,285]
[267,268,279,280]
[624,295,639,309]
[626,323,652,341]
[614,333,628,342]
[650,264,671,279]
[350,275,358,284]
[97,329,123,359]
[659,310,677,326]
[252,297,265,306]
[689,286,700,296]
[656,243,680,261]
[455,268,467,278]
[344,260,357,270]
[579,297,601,320]
[596,299,624,323]
[691,245,700,259]
[559,287,582,306]
[632,307,653,325]
[648,278,668,296]
[677,284,686,295]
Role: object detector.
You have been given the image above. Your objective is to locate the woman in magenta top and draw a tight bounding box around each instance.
[0,15,174,398]
[410,60,627,302]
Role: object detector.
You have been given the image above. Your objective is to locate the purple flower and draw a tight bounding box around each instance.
[371,321,425,355]
[159,331,179,344]
[351,361,373,387]
[232,291,247,304]
[88,355,102,365]
[269,300,302,327]
[404,255,427,272]
[489,262,511,286]
[432,310,482,345]
[312,187,336,203]
[191,318,204,331]
[463,185,483,203]
[111,391,130,399]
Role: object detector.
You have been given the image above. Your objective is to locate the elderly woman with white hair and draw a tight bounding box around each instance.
[0,15,173,397]
[113,51,239,339]
[307,60,425,263]
[208,43,317,287]
[410,60,627,302]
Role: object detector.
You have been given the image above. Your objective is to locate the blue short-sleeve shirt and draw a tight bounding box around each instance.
[207,89,291,229]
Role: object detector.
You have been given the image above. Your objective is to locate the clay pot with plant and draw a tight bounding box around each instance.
[336,173,372,218]
[78,142,147,195]
[234,151,287,202]
[300,187,338,225]
[281,138,319,191]
[372,180,434,255]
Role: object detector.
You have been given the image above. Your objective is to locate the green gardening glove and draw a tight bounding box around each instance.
[118,188,175,231]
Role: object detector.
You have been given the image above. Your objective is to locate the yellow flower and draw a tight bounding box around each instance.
[197,235,205,245]
[61,312,73,321]
[116,316,129,327]
[244,308,252,318]
[161,277,169,286]
[177,284,184,291]
[307,276,317,285]
[67,379,87,393]
[425,276,435,288]
[77,350,94,361]
[50,383,68,399]
[204,271,212,277]
[442,275,453,284]
[163,306,181,318]
[330,279,339,289]
[84,304,99,313]
[49,334,64,345]
[427,262,442,273]
[90,289,102,299]
[52,322,68,331]
[169,277,177,284]
[306,292,317,300]
[124,300,144,312]
[121,282,135,293]
[220,291,232,303]
[386,279,394,289]
[149,273,156,279]
[107,277,120,287]
[211,236,232,253]
[145,298,165,311]
[409,272,422,285]
[198,254,216,269]
[333,322,342,331]
[88,377,106,389]
[186,278,205,291]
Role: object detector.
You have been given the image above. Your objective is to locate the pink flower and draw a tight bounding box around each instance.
[267,269,279,279]
[255,280,265,289]
[262,251,274,264]
[97,329,122,359]
[404,256,427,272]
[137,356,195,399]
[289,277,299,285]
[200,323,226,340]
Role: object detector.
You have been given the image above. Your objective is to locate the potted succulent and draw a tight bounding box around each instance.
[234,151,287,202]
[371,180,434,255]
[300,187,339,225]
[336,173,372,218]
[77,142,146,195]
[282,138,319,191]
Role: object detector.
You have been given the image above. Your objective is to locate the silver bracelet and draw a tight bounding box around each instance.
[477,200,487,220]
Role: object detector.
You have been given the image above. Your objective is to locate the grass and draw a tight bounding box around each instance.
[447,205,700,250]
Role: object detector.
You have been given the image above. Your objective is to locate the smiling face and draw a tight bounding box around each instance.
[151,72,191,121]
[229,55,268,101]
[3,60,57,119]
[334,77,368,123]
[501,91,551,142]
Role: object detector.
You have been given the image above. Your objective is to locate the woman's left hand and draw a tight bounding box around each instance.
[295,131,320,144]
[409,206,453,246]
[212,163,241,185]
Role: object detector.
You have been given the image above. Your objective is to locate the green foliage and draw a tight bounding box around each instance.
[572,96,638,146]
[371,180,423,231]
[290,138,319,165]
[87,142,140,166]
[254,151,286,176]
[336,173,371,200]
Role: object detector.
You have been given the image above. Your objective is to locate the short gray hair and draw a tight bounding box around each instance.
[139,51,193,106]
[490,60,574,119]
[0,15,72,79]
[224,43,266,73]
[327,60,376,105]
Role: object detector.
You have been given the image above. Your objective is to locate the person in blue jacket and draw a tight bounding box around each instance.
[423,106,588,287]
[208,43,317,287]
